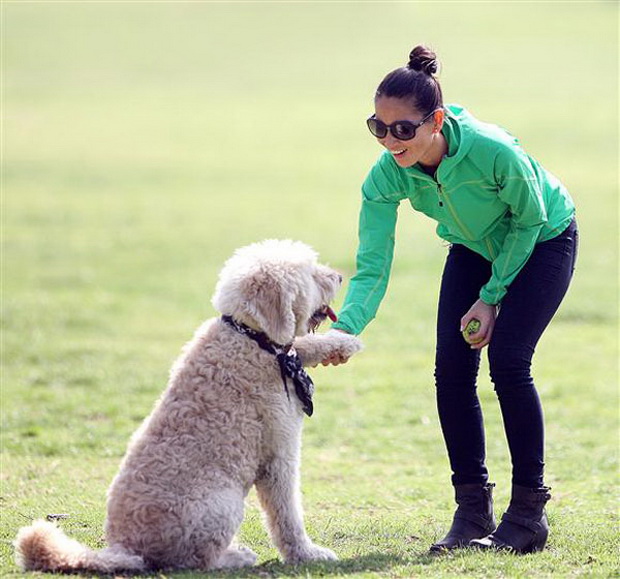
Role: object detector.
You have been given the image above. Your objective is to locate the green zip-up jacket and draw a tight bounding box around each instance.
[333,104,575,336]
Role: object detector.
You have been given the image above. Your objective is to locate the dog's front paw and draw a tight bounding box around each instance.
[294,330,363,368]
[325,329,363,359]
[286,543,338,564]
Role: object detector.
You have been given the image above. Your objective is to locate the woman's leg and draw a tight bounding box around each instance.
[435,243,493,485]
[431,244,497,552]
[472,219,579,553]
[488,219,578,488]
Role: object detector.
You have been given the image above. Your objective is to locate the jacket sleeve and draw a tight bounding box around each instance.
[479,145,548,305]
[333,161,403,335]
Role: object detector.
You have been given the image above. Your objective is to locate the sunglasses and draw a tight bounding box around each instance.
[366,110,437,141]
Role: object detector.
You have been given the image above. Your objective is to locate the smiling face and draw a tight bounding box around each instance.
[373,96,447,170]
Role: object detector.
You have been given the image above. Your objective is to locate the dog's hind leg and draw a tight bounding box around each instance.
[191,487,256,570]
[255,457,337,564]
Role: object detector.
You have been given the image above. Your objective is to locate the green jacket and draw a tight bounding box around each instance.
[334,104,575,335]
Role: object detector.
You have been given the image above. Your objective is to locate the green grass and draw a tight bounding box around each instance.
[2,2,618,577]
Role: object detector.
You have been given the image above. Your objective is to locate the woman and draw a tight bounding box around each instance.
[328,46,578,554]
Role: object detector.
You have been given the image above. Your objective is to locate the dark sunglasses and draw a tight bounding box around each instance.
[366,110,437,141]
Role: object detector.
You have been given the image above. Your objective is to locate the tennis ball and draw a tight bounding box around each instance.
[462,318,483,344]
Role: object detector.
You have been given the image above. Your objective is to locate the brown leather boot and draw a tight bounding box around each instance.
[470,485,551,553]
[430,483,496,553]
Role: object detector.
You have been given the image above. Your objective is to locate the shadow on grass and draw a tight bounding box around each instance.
[172,551,441,578]
[61,557,402,579]
[36,549,446,578]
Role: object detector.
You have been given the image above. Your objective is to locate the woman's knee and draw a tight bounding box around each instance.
[488,342,535,394]
[435,338,481,393]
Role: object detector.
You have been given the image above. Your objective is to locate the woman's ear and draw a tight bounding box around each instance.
[433,109,445,133]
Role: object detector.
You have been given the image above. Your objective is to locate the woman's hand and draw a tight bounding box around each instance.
[321,352,349,366]
[461,299,498,350]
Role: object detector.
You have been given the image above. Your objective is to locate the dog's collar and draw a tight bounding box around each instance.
[221,315,291,353]
[221,315,314,417]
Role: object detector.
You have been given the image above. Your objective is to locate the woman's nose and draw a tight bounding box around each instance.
[380,134,400,149]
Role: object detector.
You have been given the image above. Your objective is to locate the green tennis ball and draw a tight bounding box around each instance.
[462,318,483,344]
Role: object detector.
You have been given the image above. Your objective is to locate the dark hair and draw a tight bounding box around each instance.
[375,45,443,114]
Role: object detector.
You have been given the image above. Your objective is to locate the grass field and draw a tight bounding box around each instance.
[1,2,618,577]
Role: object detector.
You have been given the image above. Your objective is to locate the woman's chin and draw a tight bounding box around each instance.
[391,152,416,168]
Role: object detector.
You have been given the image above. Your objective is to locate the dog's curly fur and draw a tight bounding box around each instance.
[15,239,362,573]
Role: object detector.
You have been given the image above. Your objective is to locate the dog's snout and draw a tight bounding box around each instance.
[338,273,343,284]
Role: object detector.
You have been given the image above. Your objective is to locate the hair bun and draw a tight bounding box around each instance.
[407,45,439,76]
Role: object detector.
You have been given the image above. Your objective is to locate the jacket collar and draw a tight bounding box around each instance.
[404,104,475,182]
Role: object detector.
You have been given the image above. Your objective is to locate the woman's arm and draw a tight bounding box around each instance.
[479,147,548,306]
[333,153,405,335]
[332,195,400,335]
[464,146,549,348]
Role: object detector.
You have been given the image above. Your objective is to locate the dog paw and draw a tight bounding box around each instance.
[286,543,338,564]
[294,330,363,368]
[214,546,258,569]
[325,329,363,358]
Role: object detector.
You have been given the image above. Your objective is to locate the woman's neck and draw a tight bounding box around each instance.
[419,133,448,175]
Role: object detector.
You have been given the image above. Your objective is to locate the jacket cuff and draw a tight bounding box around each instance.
[330,322,355,334]
[331,303,369,336]
[479,285,503,306]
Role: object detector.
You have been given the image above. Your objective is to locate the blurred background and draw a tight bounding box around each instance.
[3,0,618,451]
[4,0,617,377]
[2,2,618,574]
[4,0,618,443]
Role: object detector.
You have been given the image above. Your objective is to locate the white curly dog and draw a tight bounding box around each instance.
[15,239,362,573]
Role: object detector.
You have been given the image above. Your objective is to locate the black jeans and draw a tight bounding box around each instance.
[434,218,578,488]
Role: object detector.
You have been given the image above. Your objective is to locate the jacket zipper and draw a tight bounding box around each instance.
[438,181,496,260]
[485,237,497,260]
[437,182,475,241]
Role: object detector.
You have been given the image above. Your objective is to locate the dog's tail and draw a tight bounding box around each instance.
[15,519,146,573]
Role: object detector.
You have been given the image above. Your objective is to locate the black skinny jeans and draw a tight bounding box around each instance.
[434,218,578,488]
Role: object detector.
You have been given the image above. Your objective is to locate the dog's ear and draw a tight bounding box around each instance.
[242,269,296,345]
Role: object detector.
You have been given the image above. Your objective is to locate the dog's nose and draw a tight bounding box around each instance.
[338,274,343,284]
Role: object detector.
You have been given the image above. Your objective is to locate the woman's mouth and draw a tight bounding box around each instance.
[390,148,407,158]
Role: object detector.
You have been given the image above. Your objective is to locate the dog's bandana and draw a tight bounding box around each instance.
[221,315,315,416]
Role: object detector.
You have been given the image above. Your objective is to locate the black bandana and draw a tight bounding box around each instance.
[221,315,314,416]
